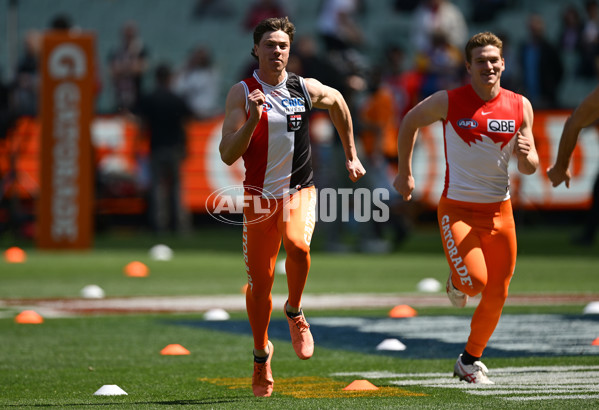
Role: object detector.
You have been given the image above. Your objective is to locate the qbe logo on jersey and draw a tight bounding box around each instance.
[487,119,515,133]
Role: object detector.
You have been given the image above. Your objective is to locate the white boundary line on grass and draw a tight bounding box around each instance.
[333,366,599,402]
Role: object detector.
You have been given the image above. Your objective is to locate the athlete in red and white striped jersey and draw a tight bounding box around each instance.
[394,32,539,384]
[220,17,365,397]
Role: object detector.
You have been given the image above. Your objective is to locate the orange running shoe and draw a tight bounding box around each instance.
[284,301,314,360]
[252,340,274,397]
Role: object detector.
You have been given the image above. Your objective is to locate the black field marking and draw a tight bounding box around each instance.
[332,366,599,402]
[173,313,599,359]
[308,314,599,357]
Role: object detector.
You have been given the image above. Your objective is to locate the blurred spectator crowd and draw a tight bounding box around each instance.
[4,0,599,131]
[1,0,599,245]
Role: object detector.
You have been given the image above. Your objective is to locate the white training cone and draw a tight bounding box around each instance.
[93,385,128,396]
[81,284,105,299]
[583,301,599,315]
[417,278,441,293]
[149,244,173,261]
[275,259,286,274]
[376,338,407,351]
[203,308,230,321]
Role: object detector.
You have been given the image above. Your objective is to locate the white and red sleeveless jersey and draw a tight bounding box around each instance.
[240,71,313,198]
[442,84,523,203]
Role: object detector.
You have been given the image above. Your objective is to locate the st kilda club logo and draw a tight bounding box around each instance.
[287,114,302,132]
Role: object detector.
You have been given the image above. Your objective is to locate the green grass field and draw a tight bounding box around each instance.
[1,225,599,408]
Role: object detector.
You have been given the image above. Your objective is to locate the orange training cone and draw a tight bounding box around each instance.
[388,304,417,318]
[592,337,599,346]
[4,247,26,263]
[124,261,149,277]
[160,344,190,355]
[15,310,43,324]
[343,380,379,391]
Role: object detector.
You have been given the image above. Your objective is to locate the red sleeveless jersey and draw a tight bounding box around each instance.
[442,84,523,203]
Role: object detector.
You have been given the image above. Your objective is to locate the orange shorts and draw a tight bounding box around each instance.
[437,196,517,356]
[243,186,317,350]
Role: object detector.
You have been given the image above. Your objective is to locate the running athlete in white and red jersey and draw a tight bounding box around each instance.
[220,17,365,397]
[394,32,539,384]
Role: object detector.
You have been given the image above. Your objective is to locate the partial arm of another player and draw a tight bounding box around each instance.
[547,84,599,188]
[393,91,448,201]
[305,77,365,182]
[219,83,264,166]
[514,97,539,175]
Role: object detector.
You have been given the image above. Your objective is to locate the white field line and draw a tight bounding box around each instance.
[1,292,598,316]
[333,366,599,401]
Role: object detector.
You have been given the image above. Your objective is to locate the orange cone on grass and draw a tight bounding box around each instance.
[4,247,26,263]
[15,310,43,324]
[343,380,379,391]
[388,304,417,318]
[160,344,190,355]
[124,261,149,277]
[592,337,599,346]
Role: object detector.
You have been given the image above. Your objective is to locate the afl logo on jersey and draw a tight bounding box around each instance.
[262,101,273,111]
[457,118,478,129]
[287,114,302,131]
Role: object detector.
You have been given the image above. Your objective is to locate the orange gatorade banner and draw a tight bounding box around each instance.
[37,32,95,249]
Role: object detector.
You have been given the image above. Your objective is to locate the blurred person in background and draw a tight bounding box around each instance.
[394,32,539,384]
[381,45,422,117]
[359,65,410,250]
[519,13,563,109]
[317,0,365,54]
[108,21,149,113]
[316,0,368,111]
[547,84,599,246]
[192,0,234,19]
[579,0,599,78]
[175,46,221,119]
[11,30,41,117]
[135,63,193,236]
[469,0,508,24]
[415,29,465,98]
[220,16,365,397]
[243,0,287,31]
[411,0,467,54]
[559,4,584,53]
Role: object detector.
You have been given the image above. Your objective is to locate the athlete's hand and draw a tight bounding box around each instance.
[393,173,414,201]
[346,157,366,182]
[247,89,265,121]
[514,131,532,159]
[546,164,571,188]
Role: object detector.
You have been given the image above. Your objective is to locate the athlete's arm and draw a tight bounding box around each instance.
[219,83,264,166]
[547,84,599,188]
[514,97,539,175]
[304,77,365,182]
[393,90,448,201]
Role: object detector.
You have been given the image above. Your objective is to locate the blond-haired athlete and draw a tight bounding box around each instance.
[220,17,365,397]
[394,32,539,384]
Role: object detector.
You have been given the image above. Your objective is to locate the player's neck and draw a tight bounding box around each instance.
[471,81,501,102]
[255,68,286,86]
